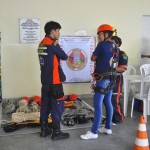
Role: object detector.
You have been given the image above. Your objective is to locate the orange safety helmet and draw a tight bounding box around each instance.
[97,24,114,34]
[69,94,78,101]
[22,96,30,103]
[33,96,42,105]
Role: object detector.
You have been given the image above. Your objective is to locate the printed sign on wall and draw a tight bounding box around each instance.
[59,36,96,83]
[19,18,40,44]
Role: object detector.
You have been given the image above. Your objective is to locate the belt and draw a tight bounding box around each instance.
[93,72,120,80]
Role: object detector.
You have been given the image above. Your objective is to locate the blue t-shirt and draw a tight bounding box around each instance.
[93,41,119,74]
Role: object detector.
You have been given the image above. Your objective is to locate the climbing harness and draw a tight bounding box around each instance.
[92,44,119,94]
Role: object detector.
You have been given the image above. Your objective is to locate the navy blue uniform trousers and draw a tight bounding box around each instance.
[112,75,124,123]
[40,85,64,124]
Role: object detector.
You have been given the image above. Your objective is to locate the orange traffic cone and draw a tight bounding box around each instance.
[133,116,149,150]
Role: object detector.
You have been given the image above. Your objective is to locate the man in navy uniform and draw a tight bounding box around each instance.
[38,21,69,140]
[111,36,128,123]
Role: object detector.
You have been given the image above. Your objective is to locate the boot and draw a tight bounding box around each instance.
[40,121,52,137]
[51,123,69,140]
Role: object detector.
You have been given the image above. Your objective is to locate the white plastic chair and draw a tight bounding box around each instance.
[140,64,150,76]
[123,65,136,87]
[122,65,137,116]
[130,75,150,123]
[122,65,136,94]
[123,65,136,76]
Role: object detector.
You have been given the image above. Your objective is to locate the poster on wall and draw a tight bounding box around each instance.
[19,18,40,44]
[59,36,96,83]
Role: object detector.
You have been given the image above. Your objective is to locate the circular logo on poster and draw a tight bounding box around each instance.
[67,48,87,71]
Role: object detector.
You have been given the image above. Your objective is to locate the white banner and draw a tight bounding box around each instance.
[59,36,96,83]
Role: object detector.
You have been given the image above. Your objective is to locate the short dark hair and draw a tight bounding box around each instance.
[44,21,61,35]
[111,36,122,47]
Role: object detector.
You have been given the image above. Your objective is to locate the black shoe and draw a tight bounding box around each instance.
[40,128,52,137]
[51,130,70,140]
[40,121,52,137]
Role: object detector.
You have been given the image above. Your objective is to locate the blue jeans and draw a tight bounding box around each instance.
[91,79,113,134]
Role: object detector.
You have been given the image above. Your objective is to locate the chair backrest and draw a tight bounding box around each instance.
[122,65,136,93]
[123,65,136,76]
[140,75,150,97]
[140,64,150,76]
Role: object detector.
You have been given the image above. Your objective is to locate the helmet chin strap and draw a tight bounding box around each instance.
[103,32,112,41]
[104,37,109,41]
[103,32,109,41]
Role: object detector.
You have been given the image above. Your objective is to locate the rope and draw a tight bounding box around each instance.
[30,101,40,112]
[11,112,40,122]
[0,98,42,126]
[16,99,29,113]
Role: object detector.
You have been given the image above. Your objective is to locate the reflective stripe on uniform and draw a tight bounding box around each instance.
[38,53,48,55]
[38,47,47,55]
[115,76,124,120]
[113,93,122,95]
[38,47,47,49]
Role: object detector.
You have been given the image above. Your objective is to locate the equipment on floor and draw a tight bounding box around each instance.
[30,101,40,112]
[1,119,52,133]
[11,112,40,122]
[69,94,78,101]
[32,96,42,106]
[2,99,16,114]
[64,94,78,108]
[16,97,30,113]
[30,96,41,112]
[64,101,75,108]
[62,114,92,126]
[62,96,94,126]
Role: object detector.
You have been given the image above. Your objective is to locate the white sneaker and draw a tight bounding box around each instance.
[99,127,112,135]
[80,131,98,140]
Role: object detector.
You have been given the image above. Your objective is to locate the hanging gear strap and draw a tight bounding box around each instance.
[109,52,118,88]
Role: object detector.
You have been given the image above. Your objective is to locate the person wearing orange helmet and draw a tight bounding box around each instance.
[97,24,115,42]
[80,24,119,140]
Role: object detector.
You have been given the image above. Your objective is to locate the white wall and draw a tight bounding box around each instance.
[0,0,150,98]
[1,44,41,98]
